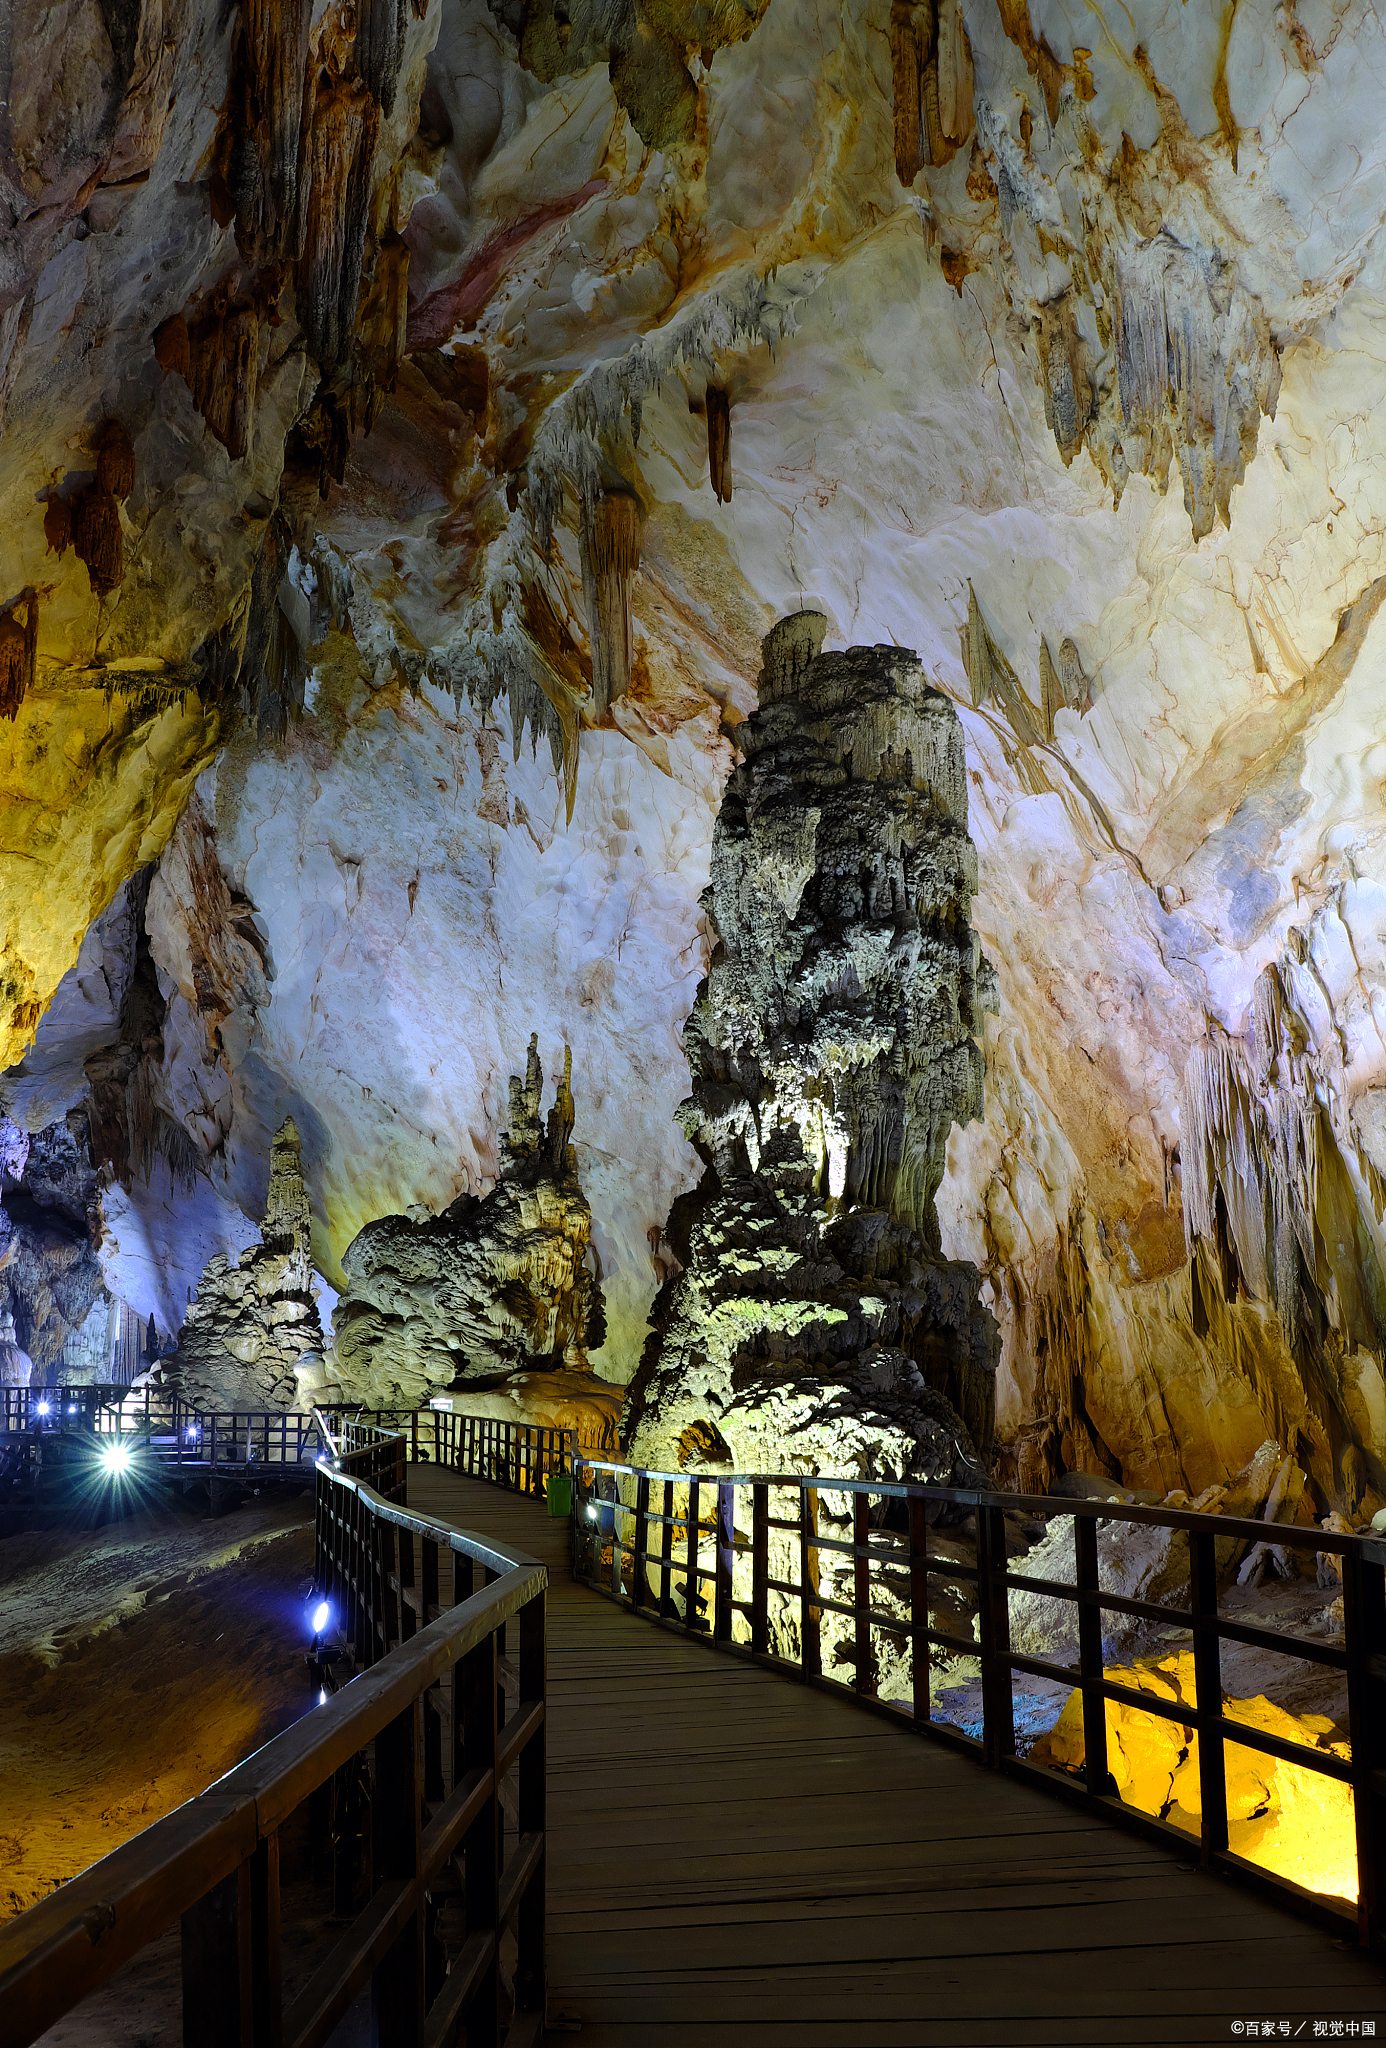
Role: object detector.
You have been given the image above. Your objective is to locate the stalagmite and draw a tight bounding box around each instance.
[580,489,641,719]
[625,613,999,1492]
[154,1117,326,1410]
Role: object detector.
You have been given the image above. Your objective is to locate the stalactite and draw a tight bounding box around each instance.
[155,282,269,462]
[0,591,38,720]
[356,0,407,114]
[1039,633,1094,736]
[186,301,261,461]
[74,488,124,596]
[298,70,380,370]
[153,313,191,381]
[890,2,925,185]
[1034,296,1091,464]
[964,582,1043,744]
[1181,963,1386,1403]
[935,0,973,146]
[42,496,71,558]
[240,0,314,256]
[97,421,136,500]
[580,489,641,720]
[359,235,410,394]
[706,385,731,501]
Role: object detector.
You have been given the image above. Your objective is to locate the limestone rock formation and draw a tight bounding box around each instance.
[159,1116,325,1410]
[329,1037,619,1441]
[0,1115,109,1379]
[6,0,1386,1539]
[0,1311,34,1388]
[624,614,999,1490]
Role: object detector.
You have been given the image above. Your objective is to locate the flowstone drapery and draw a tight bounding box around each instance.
[328,1037,620,1444]
[624,614,999,1491]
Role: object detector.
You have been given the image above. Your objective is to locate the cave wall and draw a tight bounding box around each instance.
[1,0,1385,1491]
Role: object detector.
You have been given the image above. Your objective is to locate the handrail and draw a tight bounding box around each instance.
[0,1456,549,2047]
[429,1410,574,1502]
[571,1452,1386,1950]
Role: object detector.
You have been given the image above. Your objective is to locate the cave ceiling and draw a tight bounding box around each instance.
[3,0,1386,1493]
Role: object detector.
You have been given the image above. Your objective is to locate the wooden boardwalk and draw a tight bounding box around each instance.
[408,1466,1384,2046]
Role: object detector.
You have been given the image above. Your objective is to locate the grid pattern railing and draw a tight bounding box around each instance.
[571,1455,1386,1949]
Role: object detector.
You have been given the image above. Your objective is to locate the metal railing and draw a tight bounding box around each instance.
[431,1412,573,1502]
[334,1415,409,1505]
[0,1449,548,2047]
[571,1455,1386,1949]
[2,1387,328,1466]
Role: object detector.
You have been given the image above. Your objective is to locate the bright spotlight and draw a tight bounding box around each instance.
[100,1441,133,1478]
[67,1404,77,1414]
[586,1505,597,1521]
[311,1601,330,1634]
[36,1400,50,1417]
[317,1688,328,1707]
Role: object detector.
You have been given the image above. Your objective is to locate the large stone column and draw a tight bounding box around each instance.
[624,612,999,1488]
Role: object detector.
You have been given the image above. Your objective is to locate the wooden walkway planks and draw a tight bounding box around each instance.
[407,1466,1385,2047]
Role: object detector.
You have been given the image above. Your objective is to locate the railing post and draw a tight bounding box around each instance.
[1075,1513,1114,1798]
[659,1480,676,1618]
[371,1698,425,2046]
[516,1588,547,2022]
[249,1832,282,2048]
[908,1490,930,1726]
[1342,1539,1386,1947]
[975,1503,1014,1768]
[632,1473,651,1613]
[714,1482,734,1644]
[751,1482,769,1655]
[685,1479,700,1631]
[181,1864,252,2047]
[799,1483,821,1679]
[609,1475,622,1598]
[1190,1525,1228,1867]
[460,1627,500,2039]
[853,1490,871,1694]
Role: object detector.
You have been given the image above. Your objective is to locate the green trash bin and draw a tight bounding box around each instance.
[546,1469,573,1518]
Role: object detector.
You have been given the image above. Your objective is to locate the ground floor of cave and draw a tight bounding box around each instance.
[407,1468,1385,2046]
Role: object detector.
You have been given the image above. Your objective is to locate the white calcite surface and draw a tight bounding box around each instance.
[152,676,717,1378]
[4,0,1386,1508]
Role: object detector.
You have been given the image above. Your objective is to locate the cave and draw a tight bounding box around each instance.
[2,0,1386,2040]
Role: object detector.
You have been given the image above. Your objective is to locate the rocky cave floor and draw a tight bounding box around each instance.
[0,1493,318,1925]
[931,1559,1350,1747]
